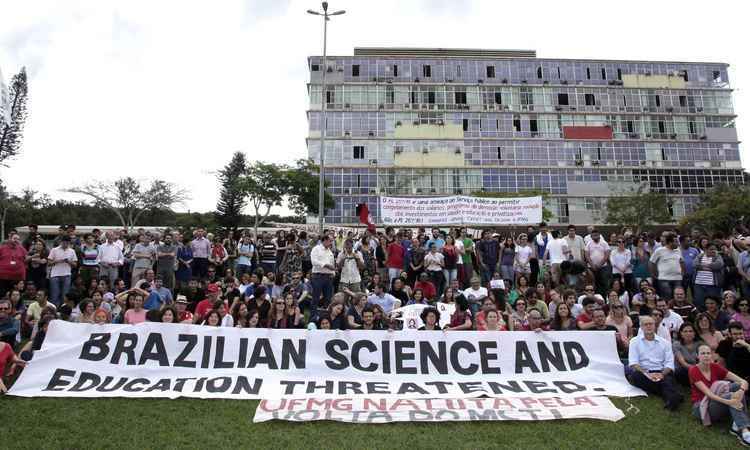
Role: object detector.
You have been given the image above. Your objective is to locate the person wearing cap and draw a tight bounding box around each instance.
[194,283,221,323]
[47,237,78,307]
[175,295,194,323]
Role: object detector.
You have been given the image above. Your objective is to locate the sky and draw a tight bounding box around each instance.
[0,0,747,214]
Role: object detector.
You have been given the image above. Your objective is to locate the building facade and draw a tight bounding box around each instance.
[306,48,743,226]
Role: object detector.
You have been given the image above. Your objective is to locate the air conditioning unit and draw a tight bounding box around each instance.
[670,133,677,139]
[378,104,384,109]
[430,189,437,193]
[368,131,375,137]
[421,104,428,109]
[403,104,410,109]
[561,80,569,85]
[447,79,454,83]
[428,104,436,110]
[343,188,350,194]
[414,77,420,83]
[344,131,351,136]
[344,103,351,108]
[455,148,462,154]
[422,149,429,154]
[478,79,484,84]
[369,159,378,166]
[437,120,444,126]
[666,107,674,112]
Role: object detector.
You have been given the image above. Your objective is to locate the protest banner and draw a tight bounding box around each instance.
[253,396,625,423]
[10,321,644,400]
[379,195,543,226]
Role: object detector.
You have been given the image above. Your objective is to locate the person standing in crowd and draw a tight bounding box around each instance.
[407,237,425,286]
[690,344,750,445]
[0,232,28,299]
[650,233,684,300]
[610,237,633,292]
[532,223,551,285]
[235,234,255,278]
[209,237,229,274]
[585,229,611,296]
[385,234,405,285]
[543,230,569,287]
[25,240,48,292]
[499,236,515,285]
[628,315,684,411]
[259,233,277,276]
[97,232,124,283]
[476,230,499,284]
[423,243,446,298]
[130,234,155,287]
[156,233,177,291]
[309,234,335,323]
[564,225,585,263]
[680,235,700,298]
[459,229,475,288]
[692,243,725,312]
[190,228,211,280]
[337,239,363,299]
[47,237,78,307]
[79,233,100,288]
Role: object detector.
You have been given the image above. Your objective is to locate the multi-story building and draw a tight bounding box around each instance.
[306,48,743,225]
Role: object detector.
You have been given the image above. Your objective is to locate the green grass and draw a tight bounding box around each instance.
[0,394,744,449]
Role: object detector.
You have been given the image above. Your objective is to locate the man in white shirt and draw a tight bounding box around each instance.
[47,237,78,306]
[564,225,585,262]
[628,316,683,410]
[98,232,124,282]
[655,298,683,338]
[310,234,336,322]
[585,229,611,296]
[649,233,684,300]
[463,277,489,316]
[543,230,569,287]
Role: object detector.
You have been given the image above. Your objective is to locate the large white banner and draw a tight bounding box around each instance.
[391,303,455,330]
[10,321,644,400]
[254,396,625,423]
[379,195,543,226]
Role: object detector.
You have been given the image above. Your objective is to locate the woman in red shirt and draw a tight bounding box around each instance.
[0,340,26,394]
[689,344,750,444]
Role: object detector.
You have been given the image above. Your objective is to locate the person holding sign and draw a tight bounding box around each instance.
[628,316,683,411]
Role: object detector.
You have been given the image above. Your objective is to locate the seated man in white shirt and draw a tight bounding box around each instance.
[628,316,683,411]
[463,277,489,316]
[655,298,683,339]
[367,282,400,315]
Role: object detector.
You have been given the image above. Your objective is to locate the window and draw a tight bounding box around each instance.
[537,67,543,79]
[423,65,432,77]
[586,67,591,80]
[557,67,561,79]
[557,93,569,105]
[352,65,360,77]
[585,93,596,106]
[427,91,435,104]
[626,120,634,133]
[497,146,502,160]
[530,119,538,135]
[455,91,467,104]
[487,66,495,78]
[679,95,687,107]
[462,119,469,131]
[393,65,398,77]
[601,68,606,80]
[326,90,335,104]
[456,65,461,77]
[658,121,666,134]
[494,92,503,104]
[311,64,320,71]
[353,146,365,159]
[655,95,661,107]
[617,68,622,80]
[513,115,521,132]
[712,70,721,83]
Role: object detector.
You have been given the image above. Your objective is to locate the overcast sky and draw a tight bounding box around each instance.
[0,0,747,214]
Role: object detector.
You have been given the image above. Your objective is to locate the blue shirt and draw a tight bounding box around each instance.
[237,243,255,266]
[368,293,398,314]
[681,246,700,275]
[628,334,674,371]
[425,238,445,251]
[144,287,173,310]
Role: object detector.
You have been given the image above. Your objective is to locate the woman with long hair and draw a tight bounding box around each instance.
[695,312,725,351]
[267,297,289,329]
[606,301,633,348]
[77,299,96,324]
[159,306,179,324]
[673,322,700,385]
[445,296,473,331]
[327,298,347,330]
[732,298,750,339]
[284,293,304,329]
[124,292,147,325]
[202,310,222,327]
[551,302,576,331]
[484,308,509,331]
[418,307,441,331]
[511,298,528,330]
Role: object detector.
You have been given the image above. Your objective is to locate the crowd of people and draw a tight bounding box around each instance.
[2,221,750,442]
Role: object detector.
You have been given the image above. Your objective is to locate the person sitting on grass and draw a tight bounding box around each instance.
[690,344,750,446]
[1,337,26,394]
[673,322,701,386]
[628,315,684,411]
[716,322,750,383]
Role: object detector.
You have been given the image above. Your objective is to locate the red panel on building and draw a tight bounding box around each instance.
[563,126,613,140]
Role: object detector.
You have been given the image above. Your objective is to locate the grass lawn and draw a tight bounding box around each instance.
[0,394,744,449]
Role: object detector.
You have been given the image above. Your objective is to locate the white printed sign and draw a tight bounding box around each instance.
[379,195,543,226]
[10,321,644,400]
[254,396,625,423]
[391,303,455,330]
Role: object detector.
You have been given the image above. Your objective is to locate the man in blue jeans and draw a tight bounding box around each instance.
[47,237,78,307]
[310,235,336,323]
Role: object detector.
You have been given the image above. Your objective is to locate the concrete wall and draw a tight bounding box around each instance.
[622,74,687,89]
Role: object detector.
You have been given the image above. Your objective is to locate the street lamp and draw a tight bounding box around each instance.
[308,2,345,234]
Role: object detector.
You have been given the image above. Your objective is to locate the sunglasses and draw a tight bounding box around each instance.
[740,304,749,308]
[0,307,10,311]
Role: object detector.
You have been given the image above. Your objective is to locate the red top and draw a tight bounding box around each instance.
[195,299,214,320]
[689,363,729,403]
[385,242,405,269]
[576,312,592,326]
[0,342,14,376]
[414,281,437,300]
[0,243,27,281]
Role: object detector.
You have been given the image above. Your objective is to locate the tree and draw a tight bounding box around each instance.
[471,189,554,223]
[680,183,750,234]
[214,152,248,235]
[65,177,188,232]
[605,183,672,233]
[238,162,287,236]
[284,158,335,219]
[0,67,29,167]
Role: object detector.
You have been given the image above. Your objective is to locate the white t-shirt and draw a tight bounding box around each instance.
[546,238,568,264]
[610,248,632,274]
[650,247,683,281]
[586,240,610,267]
[463,286,488,302]
[48,247,78,278]
[515,245,533,267]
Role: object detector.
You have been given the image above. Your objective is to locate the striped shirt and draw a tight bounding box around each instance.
[694,256,715,285]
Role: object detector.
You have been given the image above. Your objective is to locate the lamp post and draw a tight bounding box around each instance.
[308,2,345,235]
